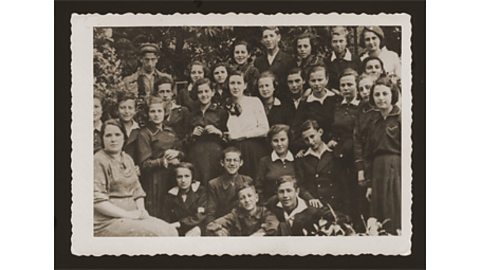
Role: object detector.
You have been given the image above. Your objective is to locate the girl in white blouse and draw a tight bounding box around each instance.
[225,70,270,179]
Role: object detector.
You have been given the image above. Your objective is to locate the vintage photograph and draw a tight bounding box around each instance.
[71,13,412,255]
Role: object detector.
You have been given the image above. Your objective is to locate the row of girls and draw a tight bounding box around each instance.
[93,25,402,236]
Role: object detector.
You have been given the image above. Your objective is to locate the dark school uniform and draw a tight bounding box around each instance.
[137,122,183,218]
[205,174,253,225]
[164,103,191,145]
[324,49,361,91]
[263,97,291,126]
[365,105,401,234]
[121,120,141,165]
[353,101,376,176]
[93,121,102,154]
[255,151,297,203]
[176,83,198,111]
[162,181,207,236]
[331,98,365,229]
[292,90,342,143]
[296,53,324,79]
[206,206,279,236]
[211,82,231,108]
[254,50,296,101]
[296,145,347,212]
[187,103,229,186]
[267,197,335,236]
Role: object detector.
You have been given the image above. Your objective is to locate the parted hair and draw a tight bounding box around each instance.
[361,56,386,75]
[267,124,291,144]
[258,70,278,90]
[100,119,128,149]
[294,32,319,56]
[192,78,213,98]
[369,74,400,107]
[300,119,321,133]
[222,146,243,160]
[275,175,298,190]
[307,64,329,80]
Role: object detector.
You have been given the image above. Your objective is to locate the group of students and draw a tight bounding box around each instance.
[93,25,402,237]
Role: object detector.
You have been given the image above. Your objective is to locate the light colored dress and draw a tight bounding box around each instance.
[94,149,177,236]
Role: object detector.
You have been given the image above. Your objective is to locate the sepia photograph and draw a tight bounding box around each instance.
[71,12,412,256]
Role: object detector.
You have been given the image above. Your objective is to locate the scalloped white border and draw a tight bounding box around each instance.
[71,12,412,256]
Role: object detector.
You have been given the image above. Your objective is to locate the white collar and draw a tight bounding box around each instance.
[277,197,308,222]
[273,97,282,106]
[271,151,294,162]
[168,181,200,196]
[341,98,361,106]
[267,49,280,65]
[304,143,331,160]
[331,49,353,61]
[306,89,335,104]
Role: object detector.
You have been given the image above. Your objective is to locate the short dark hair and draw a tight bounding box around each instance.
[174,162,196,182]
[369,74,400,107]
[287,67,303,78]
[222,146,242,160]
[294,32,318,56]
[300,119,320,133]
[227,70,246,83]
[192,78,212,97]
[338,68,359,82]
[275,175,298,190]
[100,119,128,149]
[231,39,251,58]
[261,26,280,35]
[307,64,328,80]
[116,91,136,105]
[361,56,386,75]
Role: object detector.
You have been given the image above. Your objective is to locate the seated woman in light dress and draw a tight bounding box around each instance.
[94,119,178,236]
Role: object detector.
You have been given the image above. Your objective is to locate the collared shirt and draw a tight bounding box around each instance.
[304,143,331,160]
[306,89,336,105]
[331,49,353,62]
[340,98,361,106]
[125,120,140,137]
[267,49,280,66]
[271,150,294,163]
[276,197,308,226]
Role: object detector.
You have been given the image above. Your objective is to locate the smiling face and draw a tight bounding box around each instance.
[233,44,250,65]
[287,72,304,96]
[228,74,246,98]
[301,127,323,151]
[93,97,103,123]
[175,167,193,191]
[258,76,276,100]
[103,124,125,154]
[197,83,214,105]
[358,77,374,103]
[296,37,312,59]
[221,151,243,175]
[148,103,165,125]
[271,130,289,156]
[261,29,281,51]
[213,66,228,84]
[365,59,384,80]
[339,74,357,101]
[331,34,347,55]
[156,83,174,102]
[190,64,205,83]
[238,186,258,212]
[372,84,393,110]
[277,181,299,211]
[118,99,136,123]
[363,31,381,52]
[308,69,328,95]
[141,52,158,73]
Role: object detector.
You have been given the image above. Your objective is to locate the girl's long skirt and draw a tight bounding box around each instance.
[140,168,175,219]
[233,138,268,179]
[94,197,178,237]
[188,140,224,186]
[370,154,401,234]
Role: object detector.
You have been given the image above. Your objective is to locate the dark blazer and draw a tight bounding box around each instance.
[162,182,207,235]
[296,148,346,211]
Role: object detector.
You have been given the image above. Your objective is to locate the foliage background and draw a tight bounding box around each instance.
[93,26,401,117]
